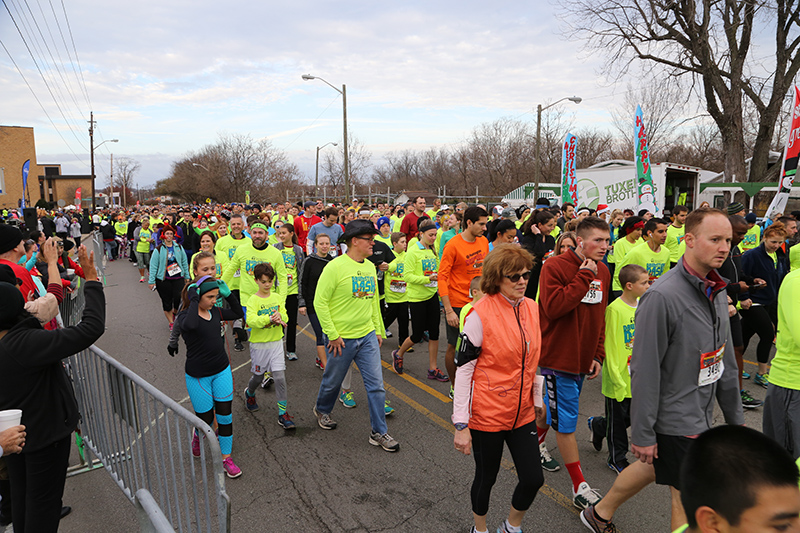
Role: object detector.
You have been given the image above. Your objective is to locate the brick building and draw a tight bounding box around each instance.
[0,125,93,209]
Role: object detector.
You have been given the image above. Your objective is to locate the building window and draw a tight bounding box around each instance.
[0,168,5,195]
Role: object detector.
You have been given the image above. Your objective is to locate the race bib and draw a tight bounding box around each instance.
[167,263,182,277]
[233,269,241,278]
[698,344,725,387]
[425,279,438,288]
[390,280,407,293]
[287,273,294,287]
[581,279,603,304]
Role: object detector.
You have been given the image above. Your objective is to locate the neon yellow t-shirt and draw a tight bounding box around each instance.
[404,241,439,303]
[136,228,152,253]
[246,292,288,343]
[114,220,128,236]
[664,224,686,263]
[280,247,299,296]
[215,234,250,290]
[617,242,671,289]
[601,298,636,401]
[375,234,392,247]
[740,225,761,252]
[221,242,287,306]
[791,243,800,271]
[768,250,778,266]
[385,251,407,304]
[550,226,561,239]
[766,270,800,390]
[609,237,645,290]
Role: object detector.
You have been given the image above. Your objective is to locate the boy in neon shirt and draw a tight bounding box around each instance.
[608,216,645,295]
[244,263,294,429]
[664,205,688,268]
[740,212,761,252]
[587,264,650,474]
[617,218,671,285]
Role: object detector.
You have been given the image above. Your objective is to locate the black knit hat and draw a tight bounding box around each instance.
[0,224,23,255]
[727,202,745,216]
[0,281,25,329]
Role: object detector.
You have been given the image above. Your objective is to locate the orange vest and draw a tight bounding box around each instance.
[469,294,541,432]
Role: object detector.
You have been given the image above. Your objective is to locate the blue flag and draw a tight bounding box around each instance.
[21,159,30,209]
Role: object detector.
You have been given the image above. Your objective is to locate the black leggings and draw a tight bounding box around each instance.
[284,293,298,352]
[741,304,777,365]
[156,277,185,312]
[383,301,409,343]
[408,295,440,343]
[470,421,544,516]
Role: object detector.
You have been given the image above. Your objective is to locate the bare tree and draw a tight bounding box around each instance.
[113,157,141,194]
[560,0,800,182]
[321,131,373,194]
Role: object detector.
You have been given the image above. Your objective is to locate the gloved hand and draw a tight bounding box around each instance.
[167,343,178,357]
[217,279,231,298]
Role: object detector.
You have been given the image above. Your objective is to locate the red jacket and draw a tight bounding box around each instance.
[538,249,609,374]
[469,294,541,432]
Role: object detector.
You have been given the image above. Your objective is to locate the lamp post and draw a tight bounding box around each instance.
[89,128,118,210]
[533,96,582,201]
[315,142,338,197]
[302,74,351,203]
[191,162,210,172]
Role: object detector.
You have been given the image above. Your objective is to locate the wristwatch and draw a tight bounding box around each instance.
[454,423,468,431]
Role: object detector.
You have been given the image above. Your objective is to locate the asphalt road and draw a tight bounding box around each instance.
[5,244,772,533]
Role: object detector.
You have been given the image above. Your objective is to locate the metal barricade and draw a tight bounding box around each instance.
[67,346,231,533]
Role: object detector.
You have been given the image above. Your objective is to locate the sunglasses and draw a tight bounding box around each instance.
[504,271,532,283]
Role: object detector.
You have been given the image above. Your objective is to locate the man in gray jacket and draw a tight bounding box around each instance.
[580,208,745,533]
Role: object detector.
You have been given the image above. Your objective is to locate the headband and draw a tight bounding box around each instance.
[198,280,219,296]
[625,220,645,235]
[250,222,268,232]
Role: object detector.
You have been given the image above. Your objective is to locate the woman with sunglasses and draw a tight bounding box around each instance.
[452,244,543,533]
[391,219,447,382]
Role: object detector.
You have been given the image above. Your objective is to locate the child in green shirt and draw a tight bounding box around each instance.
[243,263,294,430]
[383,232,409,346]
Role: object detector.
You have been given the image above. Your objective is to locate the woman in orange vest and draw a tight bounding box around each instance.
[452,244,543,533]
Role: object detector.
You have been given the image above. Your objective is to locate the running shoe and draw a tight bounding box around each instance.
[277,413,296,430]
[139,276,145,283]
[573,482,602,510]
[233,341,244,352]
[391,349,404,375]
[313,406,337,430]
[244,388,258,412]
[384,401,395,416]
[169,322,174,331]
[369,431,400,452]
[607,459,629,475]
[741,389,763,409]
[286,352,298,361]
[539,442,561,472]
[742,371,751,380]
[496,520,524,533]
[191,430,201,458]
[260,373,274,389]
[406,346,414,353]
[449,387,454,400]
[754,373,770,389]
[222,457,242,479]
[427,368,449,382]
[315,357,325,370]
[385,330,393,338]
[588,417,604,452]
[580,505,617,532]
[339,391,356,408]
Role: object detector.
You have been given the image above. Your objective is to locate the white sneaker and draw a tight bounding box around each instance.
[572,481,602,510]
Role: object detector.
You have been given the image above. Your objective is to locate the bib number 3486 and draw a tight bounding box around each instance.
[698,344,725,387]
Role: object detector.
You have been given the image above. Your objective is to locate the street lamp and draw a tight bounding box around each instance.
[302,74,351,203]
[315,142,338,196]
[90,136,118,210]
[533,96,581,201]
[191,162,210,171]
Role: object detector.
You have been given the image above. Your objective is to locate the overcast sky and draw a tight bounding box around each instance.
[1,0,774,188]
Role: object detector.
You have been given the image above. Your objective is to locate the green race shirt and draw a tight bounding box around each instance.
[664,224,686,263]
[313,253,385,340]
[740,225,761,252]
[215,234,251,290]
[618,242,671,288]
[136,228,152,253]
[610,237,646,290]
[601,297,636,401]
[791,243,800,271]
[385,251,407,304]
[768,250,778,266]
[114,220,128,236]
[404,241,439,302]
[246,292,288,343]
[766,270,800,390]
[221,242,287,306]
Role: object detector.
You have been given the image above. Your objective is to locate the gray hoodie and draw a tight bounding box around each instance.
[630,258,744,447]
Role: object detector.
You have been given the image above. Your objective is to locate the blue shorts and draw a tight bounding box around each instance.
[544,373,584,433]
[185,366,234,414]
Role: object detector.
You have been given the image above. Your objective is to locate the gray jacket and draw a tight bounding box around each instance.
[630,258,744,447]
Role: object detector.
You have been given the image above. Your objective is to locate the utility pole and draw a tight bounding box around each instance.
[342,84,350,204]
[110,153,114,206]
[89,111,95,211]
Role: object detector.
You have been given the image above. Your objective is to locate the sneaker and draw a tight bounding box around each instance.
[244,388,258,412]
[384,401,395,416]
[607,459,630,474]
[580,505,617,532]
[539,442,561,472]
[277,413,296,430]
[742,371,751,380]
[234,341,244,352]
[588,417,603,452]
[315,357,325,370]
[573,481,602,510]
[191,430,201,458]
[222,457,242,479]
[313,406,337,430]
[496,521,524,533]
[339,391,356,408]
[449,386,454,400]
[391,349,404,375]
[754,373,770,389]
[169,322,174,331]
[260,373,274,389]
[369,431,400,452]
[427,368,449,382]
[385,330,393,338]
[139,276,145,283]
[286,352,298,361]
[741,389,763,409]
[406,345,414,353]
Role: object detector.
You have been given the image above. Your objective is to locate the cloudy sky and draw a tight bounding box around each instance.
[0,0,712,188]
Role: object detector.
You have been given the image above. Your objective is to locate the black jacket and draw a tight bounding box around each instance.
[0,281,105,453]
[299,253,332,312]
[368,241,395,298]
[741,243,789,306]
[520,232,555,300]
[40,217,56,237]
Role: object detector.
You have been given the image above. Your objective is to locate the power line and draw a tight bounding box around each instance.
[46,0,88,108]
[59,0,91,109]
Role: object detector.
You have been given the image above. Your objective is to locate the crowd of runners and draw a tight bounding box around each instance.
[2,196,800,532]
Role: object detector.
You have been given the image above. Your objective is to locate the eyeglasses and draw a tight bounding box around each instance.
[355,236,375,243]
[504,271,532,283]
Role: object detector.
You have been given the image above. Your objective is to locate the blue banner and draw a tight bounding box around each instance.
[21,159,30,209]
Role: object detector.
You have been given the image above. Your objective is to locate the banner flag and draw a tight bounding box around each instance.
[21,159,30,209]
[634,106,658,214]
[75,187,82,203]
[245,191,250,204]
[561,133,578,206]
[764,85,800,219]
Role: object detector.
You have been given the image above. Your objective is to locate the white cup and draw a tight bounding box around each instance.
[0,409,22,433]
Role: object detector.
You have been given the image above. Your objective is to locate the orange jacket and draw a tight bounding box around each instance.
[468,293,541,431]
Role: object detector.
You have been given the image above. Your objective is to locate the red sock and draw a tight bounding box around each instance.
[536,425,549,445]
[565,461,586,492]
